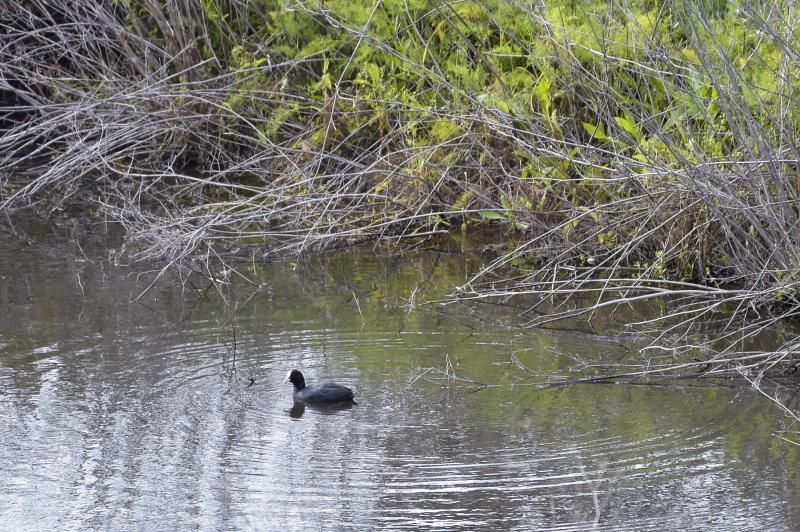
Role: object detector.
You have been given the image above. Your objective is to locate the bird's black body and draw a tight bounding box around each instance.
[283,369,356,403]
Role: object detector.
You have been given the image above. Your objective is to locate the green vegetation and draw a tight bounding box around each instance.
[1,1,800,404]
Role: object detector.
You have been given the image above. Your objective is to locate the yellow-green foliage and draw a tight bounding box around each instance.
[126,0,800,237]
[166,0,800,155]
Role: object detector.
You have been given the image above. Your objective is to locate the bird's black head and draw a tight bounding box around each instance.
[282,369,306,390]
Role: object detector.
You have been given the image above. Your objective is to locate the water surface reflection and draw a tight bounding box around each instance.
[288,400,356,418]
[0,225,799,530]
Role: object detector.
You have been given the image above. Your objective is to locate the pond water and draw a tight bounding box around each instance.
[1,221,799,530]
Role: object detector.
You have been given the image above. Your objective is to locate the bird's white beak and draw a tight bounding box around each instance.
[282,370,291,385]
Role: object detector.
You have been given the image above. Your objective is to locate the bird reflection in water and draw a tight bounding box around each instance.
[289,400,356,419]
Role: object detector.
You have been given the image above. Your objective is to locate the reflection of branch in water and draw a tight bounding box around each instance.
[509,342,800,394]
[408,349,800,405]
[408,354,492,394]
[577,463,603,527]
[402,284,419,315]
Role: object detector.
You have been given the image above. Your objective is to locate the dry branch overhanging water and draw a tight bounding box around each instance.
[1,1,800,423]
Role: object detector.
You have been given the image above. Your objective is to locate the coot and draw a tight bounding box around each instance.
[282,369,356,403]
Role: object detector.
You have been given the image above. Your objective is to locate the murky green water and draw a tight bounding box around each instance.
[1,221,799,530]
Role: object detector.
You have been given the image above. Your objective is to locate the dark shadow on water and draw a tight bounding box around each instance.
[289,400,356,419]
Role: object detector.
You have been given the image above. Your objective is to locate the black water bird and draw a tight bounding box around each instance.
[282,369,356,403]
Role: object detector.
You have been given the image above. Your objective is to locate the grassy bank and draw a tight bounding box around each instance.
[2,1,800,405]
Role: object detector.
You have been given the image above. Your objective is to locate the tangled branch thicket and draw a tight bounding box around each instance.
[2,1,800,413]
